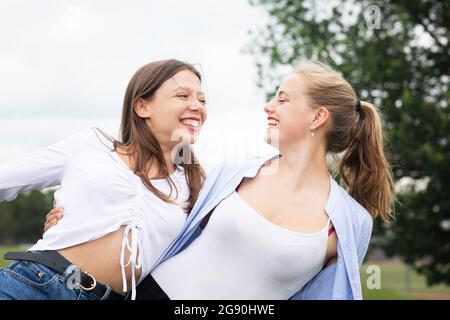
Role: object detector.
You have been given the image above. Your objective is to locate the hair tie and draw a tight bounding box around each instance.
[355,99,361,113]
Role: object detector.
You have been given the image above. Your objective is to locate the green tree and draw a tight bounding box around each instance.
[247,0,450,285]
[0,190,53,244]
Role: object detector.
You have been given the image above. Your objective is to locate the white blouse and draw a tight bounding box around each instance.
[0,128,189,299]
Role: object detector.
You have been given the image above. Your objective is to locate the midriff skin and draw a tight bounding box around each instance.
[58,226,141,295]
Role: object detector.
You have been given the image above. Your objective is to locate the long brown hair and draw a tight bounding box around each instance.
[116,59,205,213]
[297,61,394,222]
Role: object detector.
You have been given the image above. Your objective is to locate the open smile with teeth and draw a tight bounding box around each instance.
[181,119,201,130]
[268,119,279,128]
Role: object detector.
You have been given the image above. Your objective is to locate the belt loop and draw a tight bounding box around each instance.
[60,264,78,283]
[100,285,112,300]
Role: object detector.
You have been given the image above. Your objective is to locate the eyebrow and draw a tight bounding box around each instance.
[277,90,289,97]
[173,86,205,96]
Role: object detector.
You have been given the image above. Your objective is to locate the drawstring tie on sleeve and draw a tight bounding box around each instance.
[120,221,142,300]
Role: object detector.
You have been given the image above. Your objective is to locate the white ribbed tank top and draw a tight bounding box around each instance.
[152,191,330,299]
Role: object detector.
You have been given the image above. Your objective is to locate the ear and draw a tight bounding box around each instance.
[133,98,151,119]
[310,107,330,130]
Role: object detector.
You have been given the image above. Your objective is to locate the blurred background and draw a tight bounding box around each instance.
[0,0,449,299]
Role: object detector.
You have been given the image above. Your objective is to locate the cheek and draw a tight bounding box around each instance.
[150,106,183,133]
[202,108,208,123]
[279,113,310,140]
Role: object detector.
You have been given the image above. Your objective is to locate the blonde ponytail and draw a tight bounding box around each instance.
[297,61,394,221]
[339,101,394,222]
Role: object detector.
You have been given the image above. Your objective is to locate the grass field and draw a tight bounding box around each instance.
[360,262,450,300]
[1,246,449,299]
[0,245,29,269]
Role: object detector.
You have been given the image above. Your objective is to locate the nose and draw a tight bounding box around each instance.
[188,98,205,112]
[264,97,276,114]
[187,96,207,120]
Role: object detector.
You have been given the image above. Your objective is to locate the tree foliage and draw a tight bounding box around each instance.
[0,190,53,245]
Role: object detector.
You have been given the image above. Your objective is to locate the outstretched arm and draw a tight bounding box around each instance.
[0,129,90,201]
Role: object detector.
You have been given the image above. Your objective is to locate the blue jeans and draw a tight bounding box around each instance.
[0,251,110,300]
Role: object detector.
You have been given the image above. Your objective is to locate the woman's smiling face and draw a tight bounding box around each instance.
[264,73,316,148]
[136,69,207,148]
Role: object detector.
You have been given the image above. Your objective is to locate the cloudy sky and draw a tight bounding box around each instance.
[0,0,279,170]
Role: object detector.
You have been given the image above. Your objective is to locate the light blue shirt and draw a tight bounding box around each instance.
[150,154,373,300]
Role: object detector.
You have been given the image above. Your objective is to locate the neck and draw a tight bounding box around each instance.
[277,138,329,191]
[160,143,176,175]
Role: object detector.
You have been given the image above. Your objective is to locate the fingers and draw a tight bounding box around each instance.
[44,208,64,233]
[44,219,58,231]
[46,208,63,220]
[44,219,58,232]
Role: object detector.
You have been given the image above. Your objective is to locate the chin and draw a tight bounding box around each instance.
[180,130,200,145]
[171,127,197,145]
[265,130,280,148]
